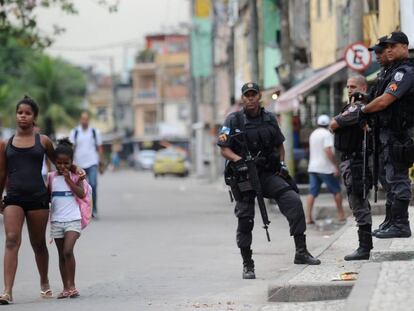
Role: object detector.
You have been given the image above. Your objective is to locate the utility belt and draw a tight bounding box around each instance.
[341,152,363,162]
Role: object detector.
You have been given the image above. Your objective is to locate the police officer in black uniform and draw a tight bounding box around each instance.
[367,36,395,236]
[218,82,320,279]
[330,75,373,260]
[359,31,414,239]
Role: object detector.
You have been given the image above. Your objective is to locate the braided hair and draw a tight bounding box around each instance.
[55,138,74,160]
[16,95,39,118]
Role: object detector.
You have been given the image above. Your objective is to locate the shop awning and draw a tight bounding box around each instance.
[274,60,347,113]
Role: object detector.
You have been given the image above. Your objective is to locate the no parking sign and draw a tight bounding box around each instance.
[344,42,372,72]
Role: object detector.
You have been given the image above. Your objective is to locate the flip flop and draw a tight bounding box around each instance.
[69,289,79,298]
[40,288,53,299]
[57,291,70,299]
[0,293,13,305]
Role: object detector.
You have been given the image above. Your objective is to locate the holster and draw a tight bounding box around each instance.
[224,162,255,202]
[390,139,414,166]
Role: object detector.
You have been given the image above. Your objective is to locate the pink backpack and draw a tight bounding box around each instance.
[48,171,93,230]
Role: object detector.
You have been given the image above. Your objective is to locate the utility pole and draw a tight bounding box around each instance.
[248,0,259,82]
[279,0,295,175]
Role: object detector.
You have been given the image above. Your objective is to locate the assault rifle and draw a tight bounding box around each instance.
[231,114,271,242]
[362,128,368,200]
[371,116,379,202]
[244,151,271,242]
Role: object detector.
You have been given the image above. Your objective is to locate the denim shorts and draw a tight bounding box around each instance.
[309,173,341,197]
[50,220,81,239]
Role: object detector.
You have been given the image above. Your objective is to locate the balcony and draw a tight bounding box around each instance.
[134,88,159,105]
[144,124,159,136]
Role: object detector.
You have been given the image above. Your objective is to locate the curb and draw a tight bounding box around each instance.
[342,263,381,311]
[267,221,353,302]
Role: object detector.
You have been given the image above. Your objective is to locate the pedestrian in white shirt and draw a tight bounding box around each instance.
[69,111,104,218]
[306,115,345,224]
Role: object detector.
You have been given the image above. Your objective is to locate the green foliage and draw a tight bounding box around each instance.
[0,0,116,134]
[0,0,119,48]
[25,55,86,136]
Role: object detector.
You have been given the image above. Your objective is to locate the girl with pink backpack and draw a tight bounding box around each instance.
[47,138,92,299]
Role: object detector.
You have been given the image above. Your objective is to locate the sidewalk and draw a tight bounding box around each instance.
[260,208,414,311]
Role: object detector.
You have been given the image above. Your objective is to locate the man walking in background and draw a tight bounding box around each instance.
[306,115,345,224]
[70,111,105,218]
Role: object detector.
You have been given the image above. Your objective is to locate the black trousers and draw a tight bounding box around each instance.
[235,172,306,248]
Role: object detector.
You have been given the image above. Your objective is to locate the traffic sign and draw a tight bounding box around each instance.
[344,42,372,72]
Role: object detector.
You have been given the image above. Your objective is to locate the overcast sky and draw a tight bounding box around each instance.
[37,0,190,75]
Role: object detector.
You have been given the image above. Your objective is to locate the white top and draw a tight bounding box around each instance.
[307,127,336,174]
[50,175,81,222]
[69,126,102,169]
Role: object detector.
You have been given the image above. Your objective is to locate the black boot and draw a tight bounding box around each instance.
[376,199,411,239]
[293,234,321,265]
[344,225,373,261]
[372,202,392,236]
[240,248,255,279]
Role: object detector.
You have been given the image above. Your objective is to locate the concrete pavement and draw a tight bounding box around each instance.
[0,170,342,310]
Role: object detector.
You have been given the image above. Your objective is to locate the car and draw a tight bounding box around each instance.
[133,150,157,170]
[152,148,189,177]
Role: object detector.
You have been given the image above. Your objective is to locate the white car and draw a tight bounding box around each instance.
[134,150,157,170]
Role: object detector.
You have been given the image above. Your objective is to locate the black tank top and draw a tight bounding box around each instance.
[6,134,48,201]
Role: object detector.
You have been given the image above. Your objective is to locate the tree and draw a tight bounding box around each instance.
[25,55,86,137]
[0,0,119,48]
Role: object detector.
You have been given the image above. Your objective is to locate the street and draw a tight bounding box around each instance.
[0,170,328,310]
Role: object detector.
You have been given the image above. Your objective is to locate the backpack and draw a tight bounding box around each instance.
[74,127,98,150]
[47,171,93,230]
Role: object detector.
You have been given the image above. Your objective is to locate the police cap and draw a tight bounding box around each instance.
[384,31,409,45]
[368,35,387,53]
[241,82,260,95]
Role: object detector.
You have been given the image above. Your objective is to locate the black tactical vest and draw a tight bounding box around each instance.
[378,61,414,131]
[231,110,284,158]
[334,104,364,154]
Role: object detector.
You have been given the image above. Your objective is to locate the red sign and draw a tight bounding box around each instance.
[344,42,372,72]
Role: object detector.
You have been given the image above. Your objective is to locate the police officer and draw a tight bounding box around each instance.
[330,75,373,260]
[218,82,320,279]
[359,31,414,239]
[367,36,395,236]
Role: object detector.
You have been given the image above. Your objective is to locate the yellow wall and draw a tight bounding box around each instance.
[365,0,400,45]
[311,0,400,69]
[310,0,337,69]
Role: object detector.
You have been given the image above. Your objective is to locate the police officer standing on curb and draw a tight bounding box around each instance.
[330,75,373,260]
[367,36,395,236]
[218,82,320,280]
[359,31,414,239]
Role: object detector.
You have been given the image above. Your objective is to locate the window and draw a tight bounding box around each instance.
[317,0,321,19]
[328,0,333,15]
[367,0,379,14]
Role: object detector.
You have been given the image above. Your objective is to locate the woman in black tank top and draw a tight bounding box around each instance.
[0,96,84,304]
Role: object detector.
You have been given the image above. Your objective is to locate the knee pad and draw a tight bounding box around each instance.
[238,217,254,234]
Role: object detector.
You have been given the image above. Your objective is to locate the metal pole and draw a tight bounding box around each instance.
[248,0,259,82]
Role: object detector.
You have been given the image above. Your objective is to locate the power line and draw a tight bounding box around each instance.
[48,38,143,52]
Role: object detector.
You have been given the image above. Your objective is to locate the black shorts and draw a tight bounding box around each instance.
[3,196,49,213]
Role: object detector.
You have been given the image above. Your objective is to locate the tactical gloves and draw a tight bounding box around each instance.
[279,161,289,177]
[350,91,368,103]
[233,159,248,174]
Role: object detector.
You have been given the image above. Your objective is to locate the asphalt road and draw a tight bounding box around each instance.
[0,170,329,310]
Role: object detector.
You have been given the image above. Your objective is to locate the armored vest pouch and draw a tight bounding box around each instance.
[334,125,363,153]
